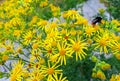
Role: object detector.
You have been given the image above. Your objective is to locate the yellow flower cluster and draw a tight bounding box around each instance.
[110,74,120,81]
[0,0,120,81]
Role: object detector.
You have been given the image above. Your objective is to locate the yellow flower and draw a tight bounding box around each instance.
[27,69,44,81]
[93,25,101,33]
[50,4,60,17]
[31,50,42,60]
[10,61,25,81]
[43,46,56,58]
[85,26,95,37]
[46,29,60,40]
[37,19,48,30]
[40,0,48,7]
[94,31,112,54]
[68,38,88,61]
[1,40,14,53]
[50,54,59,63]
[56,41,72,65]
[22,30,33,45]
[48,22,58,31]
[13,30,21,37]
[112,19,120,26]
[96,70,106,80]
[62,10,80,20]
[110,41,120,55]
[2,55,9,61]
[110,74,120,81]
[42,61,62,81]
[52,73,68,81]
[31,40,42,50]
[32,43,39,49]
[111,34,120,41]
[115,53,120,60]
[24,0,32,3]
[100,62,111,70]
[70,30,77,36]
[77,30,83,35]
[87,39,93,45]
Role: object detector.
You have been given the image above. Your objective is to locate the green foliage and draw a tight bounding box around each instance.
[60,54,95,81]
[100,0,120,20]
[50,0,87,11]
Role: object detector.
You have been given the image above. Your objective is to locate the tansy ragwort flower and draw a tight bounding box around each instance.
[109,41,120,60]
[10,61,26,81]
[52,73,68,81]
[22,30,34,45]
[94,31,112,54]
[42,46,57,58]
[49,4,60,17]
[62,10,80,20]
[56,41,72,65]
[84,25,95,37]
[26,69,44,81]
[42,61,62,81]
[40,0,48,7]
[68,37,88,61]
[110,74,120,81]
[37,19,48,30]
[1,40,14,53]
[96,70,106,80]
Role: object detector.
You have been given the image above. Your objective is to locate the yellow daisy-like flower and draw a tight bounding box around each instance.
[110,41,120,60]
[110,74,120,81]
[10,61,25,81]
[112,19,120,26]
[42,61,62,81]
[68,38,88,61]
[37,19,48,30]
[46,22,58,32]
[22,30,34,45]
[27,69,44,81]
[94,31,112,54]
[49,4,60,17]
[85,26,95,37]
[46,29,60,41]
[56,41,72,65]
[1,40,14,53]
[13,30,21,37]
[40,0,48,7]
[52,73,68,81]
[96,70,106,80]
[43,46,56,58]
[62,10,80,20]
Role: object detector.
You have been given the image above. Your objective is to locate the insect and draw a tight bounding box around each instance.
[91,16,102,26]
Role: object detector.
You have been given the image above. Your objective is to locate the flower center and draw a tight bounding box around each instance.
[99,39,107,46]
[47,68,54,75]
[6,46,11,50]
[32,43,38,49]
[26,36,31,40]
[72,42,80,51]
[33,79,37,81]
[64,36,69,40]
[48,49,52,53]
[59,48,66,56]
